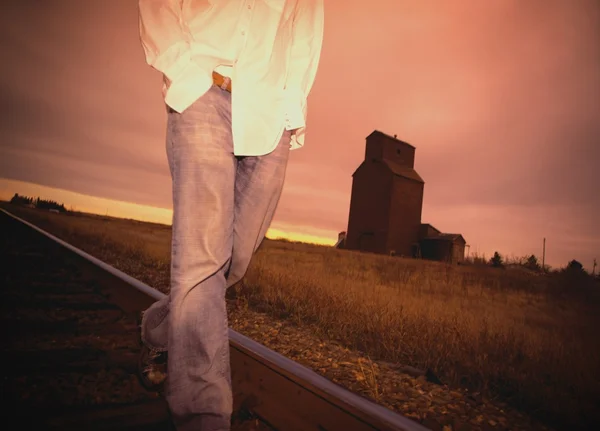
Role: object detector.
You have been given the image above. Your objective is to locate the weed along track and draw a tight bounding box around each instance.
[1,208,428,431]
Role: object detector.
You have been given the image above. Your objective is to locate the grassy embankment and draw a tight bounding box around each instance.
[4,204,599,429]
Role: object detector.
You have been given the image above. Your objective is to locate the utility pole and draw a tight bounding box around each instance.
[593,258,597,277]
[542,237,546,272]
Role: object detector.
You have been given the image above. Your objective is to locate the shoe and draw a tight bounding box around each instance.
[138,344,168,391]
[136,311,168,391]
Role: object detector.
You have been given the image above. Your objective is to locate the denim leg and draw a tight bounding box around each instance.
[226,129,291,287]
[165,86,236,431]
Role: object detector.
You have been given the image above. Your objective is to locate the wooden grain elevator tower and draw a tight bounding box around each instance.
[344,130,425,256]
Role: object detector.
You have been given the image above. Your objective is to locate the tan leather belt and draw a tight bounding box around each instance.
[212,71,232,92]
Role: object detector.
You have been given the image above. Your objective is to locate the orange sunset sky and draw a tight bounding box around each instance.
[1,1,598,270]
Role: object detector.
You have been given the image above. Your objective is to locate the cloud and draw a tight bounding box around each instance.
[0,0,598,269]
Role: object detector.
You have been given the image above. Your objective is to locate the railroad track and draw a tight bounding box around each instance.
[1,208,428,431]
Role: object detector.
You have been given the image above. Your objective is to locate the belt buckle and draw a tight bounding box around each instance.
[220,76,231,91]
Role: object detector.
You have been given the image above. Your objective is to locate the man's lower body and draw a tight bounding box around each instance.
[139,83,291,430]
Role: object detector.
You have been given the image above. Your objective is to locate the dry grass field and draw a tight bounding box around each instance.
[3,203,599,430]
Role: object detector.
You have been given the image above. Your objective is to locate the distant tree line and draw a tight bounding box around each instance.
[466,249,597,278]
[10,193,67,213]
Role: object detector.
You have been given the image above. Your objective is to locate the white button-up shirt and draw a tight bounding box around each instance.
[138,0,324,156]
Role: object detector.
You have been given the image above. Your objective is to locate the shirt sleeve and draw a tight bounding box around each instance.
[138,0,212,112]
[283,0,325,138]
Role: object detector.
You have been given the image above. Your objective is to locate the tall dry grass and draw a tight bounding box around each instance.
[4,204,599,429]
[240,240,600,428]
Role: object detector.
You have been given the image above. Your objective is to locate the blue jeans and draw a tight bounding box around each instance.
[141,84,291,430]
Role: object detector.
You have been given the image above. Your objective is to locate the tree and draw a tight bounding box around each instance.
[10,193,33,205]
[524,254,541,272]
[566,259,584,272]
[490,251,504,268]
[8,193,67,212]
